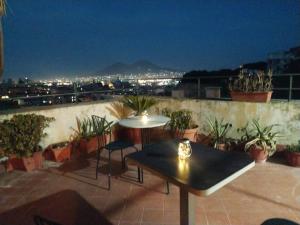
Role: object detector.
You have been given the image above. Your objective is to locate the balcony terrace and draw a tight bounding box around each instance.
[0,97,300,225]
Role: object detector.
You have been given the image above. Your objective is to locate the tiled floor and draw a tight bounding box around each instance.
[0,149,299,225]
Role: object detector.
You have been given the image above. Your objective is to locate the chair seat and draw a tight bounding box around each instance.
[105,140,135,151]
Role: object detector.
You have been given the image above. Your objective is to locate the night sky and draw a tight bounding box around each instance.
[3,0,300,79]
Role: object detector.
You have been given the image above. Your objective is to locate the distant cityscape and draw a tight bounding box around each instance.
[0,46,299,110]
[0,63,184,110]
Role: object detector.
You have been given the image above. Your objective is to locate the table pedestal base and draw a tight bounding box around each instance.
[180,188,195,225]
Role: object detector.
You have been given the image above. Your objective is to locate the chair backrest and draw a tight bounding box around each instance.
[91,115,113,146]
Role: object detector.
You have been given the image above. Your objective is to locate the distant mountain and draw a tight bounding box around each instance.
[99,60,179,75]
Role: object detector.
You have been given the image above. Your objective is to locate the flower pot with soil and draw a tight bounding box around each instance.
[45,141,72,162]
[207,117,232,151]
[0,114,54,171]
[285,144,300,167]
[162,108,198,142]
[71,116,113,156]
[244,119,280,163]
[230,91,272,103]
[229,68,273,103]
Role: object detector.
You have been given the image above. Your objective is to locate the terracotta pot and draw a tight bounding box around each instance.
[174,127,198,142]
[33,151,43,169]
[45,142,71,162]
[79,135,108,155]
[9,155,36,172]
[249,146,268,163]
[285,152,300,167]
[230,91,272,103]
[196,133,211,146]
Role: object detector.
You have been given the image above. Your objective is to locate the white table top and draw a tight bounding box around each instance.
[118,115,170,129]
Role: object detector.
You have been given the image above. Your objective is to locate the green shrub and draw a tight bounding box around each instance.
[162,108,197,131]
[0,114,54,157]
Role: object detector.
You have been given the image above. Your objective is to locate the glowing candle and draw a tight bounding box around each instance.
[178,139,192,160]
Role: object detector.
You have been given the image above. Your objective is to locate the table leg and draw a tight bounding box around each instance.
[180,188,195,225]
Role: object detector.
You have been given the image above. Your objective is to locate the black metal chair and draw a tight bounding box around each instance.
[91,115,139,190]
[34,215,63,225]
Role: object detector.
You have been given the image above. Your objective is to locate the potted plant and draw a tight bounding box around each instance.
[118,96,158,144]
[285,143,300,167]
[162,109,198,142]
[71,117,96,155]
[0,114,54,171]
[234,123,255,152]
[207,117,232,150]
[71,117,112,155]
[244,119,280,163]
[229,69,273,103]
[120,95,157,116]
[44,141,72,162]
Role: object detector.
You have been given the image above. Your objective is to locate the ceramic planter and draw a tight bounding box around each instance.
[79,135,108,155]
[33,151,43,169]
[45,142,71,162]
[230,91,272,103]
[285,152,300,167]
[249,146,268,163]
[196,133,212,146]
[7,151,43,172]
[79,136,98,155]
[174,126,198,142]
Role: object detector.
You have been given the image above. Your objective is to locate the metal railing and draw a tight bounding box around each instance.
[1,73,300,110]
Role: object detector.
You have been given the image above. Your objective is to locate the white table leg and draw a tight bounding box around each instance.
[180,188,195,225]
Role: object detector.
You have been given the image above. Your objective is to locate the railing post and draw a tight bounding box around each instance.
[136,79,139,95]
[197,78,201,98]
[289,75,293,101]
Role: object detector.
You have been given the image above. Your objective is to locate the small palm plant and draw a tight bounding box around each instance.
[120,96,157,116]
[71,117,94,140]
[244,119,280,156]
[207,117,232,149]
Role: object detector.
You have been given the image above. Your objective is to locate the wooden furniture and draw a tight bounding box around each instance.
[127,140,255,225]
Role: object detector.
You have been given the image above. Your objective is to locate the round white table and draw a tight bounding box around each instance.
[119,115,170,184]
[118,115,170,129]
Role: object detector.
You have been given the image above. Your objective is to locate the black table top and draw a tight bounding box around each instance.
[127,140,255,196]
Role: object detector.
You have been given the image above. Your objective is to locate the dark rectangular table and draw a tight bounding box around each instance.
[126,140,255,225]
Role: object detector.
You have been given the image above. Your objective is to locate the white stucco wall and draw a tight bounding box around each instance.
[1,98,300,147]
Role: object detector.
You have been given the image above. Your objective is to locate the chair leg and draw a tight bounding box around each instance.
[133,146,141,183]
[166,181,170,195]
[96,149,101,180]
[108,151,111,190]
[121,148,125,169]
[137,167,141,182]
[141,169,144,183]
